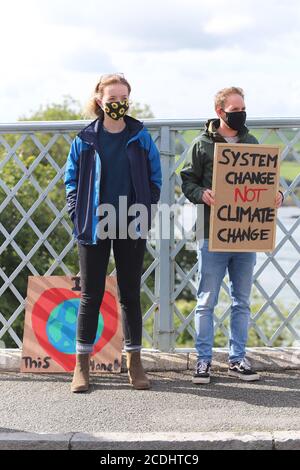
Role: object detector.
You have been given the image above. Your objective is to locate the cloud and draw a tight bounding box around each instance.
[0,0,300,121]
[37,0,300,52]
[204,15,254,35]
[59,43,114,74]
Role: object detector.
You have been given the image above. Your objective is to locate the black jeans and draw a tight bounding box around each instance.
[77,237,146,353]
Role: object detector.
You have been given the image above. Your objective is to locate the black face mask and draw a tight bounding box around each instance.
[223,110,246,131]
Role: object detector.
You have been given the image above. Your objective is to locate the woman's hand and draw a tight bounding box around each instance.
[202,189,215,206]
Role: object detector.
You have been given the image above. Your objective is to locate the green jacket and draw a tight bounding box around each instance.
[180,118,259,239]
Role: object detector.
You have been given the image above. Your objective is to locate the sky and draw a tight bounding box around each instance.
[1,0,300,122]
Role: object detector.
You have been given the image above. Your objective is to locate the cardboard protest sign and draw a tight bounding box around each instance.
[21,275,122,373]
[209,143,281,252]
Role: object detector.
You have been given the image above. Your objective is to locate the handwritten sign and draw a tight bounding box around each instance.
[209,143,281,252]
[21,275,122,373]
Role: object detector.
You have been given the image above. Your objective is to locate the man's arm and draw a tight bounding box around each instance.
[180,142,210,204]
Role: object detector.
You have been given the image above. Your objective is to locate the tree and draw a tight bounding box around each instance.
[129,102,154,119]
[20,96,83,122]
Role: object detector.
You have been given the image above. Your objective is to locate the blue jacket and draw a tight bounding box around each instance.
[64,115,162,244]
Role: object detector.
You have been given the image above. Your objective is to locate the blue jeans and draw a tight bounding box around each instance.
[195,239,256,363]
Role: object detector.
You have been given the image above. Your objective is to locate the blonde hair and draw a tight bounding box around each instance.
[84,74,131,119]
[214,86,244,110]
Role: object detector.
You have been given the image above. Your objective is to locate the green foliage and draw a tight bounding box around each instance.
[129,102,154,119]
[20,95,83,122]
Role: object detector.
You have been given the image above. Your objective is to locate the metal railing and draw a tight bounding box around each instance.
[0,118,300,351]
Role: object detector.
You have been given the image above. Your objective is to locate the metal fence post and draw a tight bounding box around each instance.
[154,126,176,351]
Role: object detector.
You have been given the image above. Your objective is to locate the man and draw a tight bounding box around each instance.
[181,87,283,384]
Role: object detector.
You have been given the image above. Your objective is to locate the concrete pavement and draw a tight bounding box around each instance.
[0,369,299,449]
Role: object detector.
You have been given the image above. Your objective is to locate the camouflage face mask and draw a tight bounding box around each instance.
[103,99,129,120]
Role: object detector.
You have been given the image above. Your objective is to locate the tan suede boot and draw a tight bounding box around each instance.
[71,353,90,393]
[126,351,150,390]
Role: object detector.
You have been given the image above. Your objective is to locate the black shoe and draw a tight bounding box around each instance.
[228,358,260,381]
[192,360,211,384]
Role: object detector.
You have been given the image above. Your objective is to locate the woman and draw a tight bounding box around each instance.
[64,74,162,392]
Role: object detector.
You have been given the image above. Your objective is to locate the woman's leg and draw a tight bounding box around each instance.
[71,240,111,392]
[76,239,111,353]
[112,237,146,350]
[113,237,149,389]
